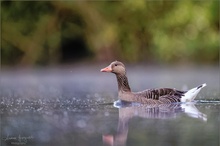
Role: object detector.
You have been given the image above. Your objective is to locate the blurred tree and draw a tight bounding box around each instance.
[2,1,61,65]
[1,1,219,66]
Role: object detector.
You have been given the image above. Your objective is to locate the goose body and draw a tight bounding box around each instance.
[101,61,206,104]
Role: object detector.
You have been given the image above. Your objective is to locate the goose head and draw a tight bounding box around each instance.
[101,61,126,76]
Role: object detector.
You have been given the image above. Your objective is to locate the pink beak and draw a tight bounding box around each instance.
[100,65,112,72]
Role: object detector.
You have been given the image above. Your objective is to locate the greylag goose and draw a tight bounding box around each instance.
[101,61,206,104]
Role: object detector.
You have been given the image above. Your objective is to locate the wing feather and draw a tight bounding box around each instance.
[135,88,185,103]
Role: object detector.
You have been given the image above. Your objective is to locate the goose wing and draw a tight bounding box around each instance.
[136,88,186,103]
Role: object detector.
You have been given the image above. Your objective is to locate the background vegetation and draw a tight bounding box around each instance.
[1,1,219,66]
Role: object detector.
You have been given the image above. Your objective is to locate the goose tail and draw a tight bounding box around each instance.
[181,83,206,102]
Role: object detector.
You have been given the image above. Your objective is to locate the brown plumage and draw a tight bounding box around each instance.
[101,61,206,104]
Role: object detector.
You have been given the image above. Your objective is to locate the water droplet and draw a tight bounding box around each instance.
[104,112,109,116]
[77,119,86,128]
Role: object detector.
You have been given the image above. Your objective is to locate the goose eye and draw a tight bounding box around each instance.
[115,64,118,66]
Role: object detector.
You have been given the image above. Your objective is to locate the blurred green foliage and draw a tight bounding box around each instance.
[1,1,219,66]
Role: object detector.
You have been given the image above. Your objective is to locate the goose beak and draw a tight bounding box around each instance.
[100,65,112,72]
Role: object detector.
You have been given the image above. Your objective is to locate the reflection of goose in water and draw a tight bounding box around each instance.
[103,103,207,146]
[181,103,207,121]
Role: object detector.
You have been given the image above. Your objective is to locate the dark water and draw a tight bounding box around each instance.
[0,65,219,146]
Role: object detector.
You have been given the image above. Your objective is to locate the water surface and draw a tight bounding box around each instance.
[1,65,219,146]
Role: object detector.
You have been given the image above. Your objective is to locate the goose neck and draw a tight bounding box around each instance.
[116,74,131,92]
